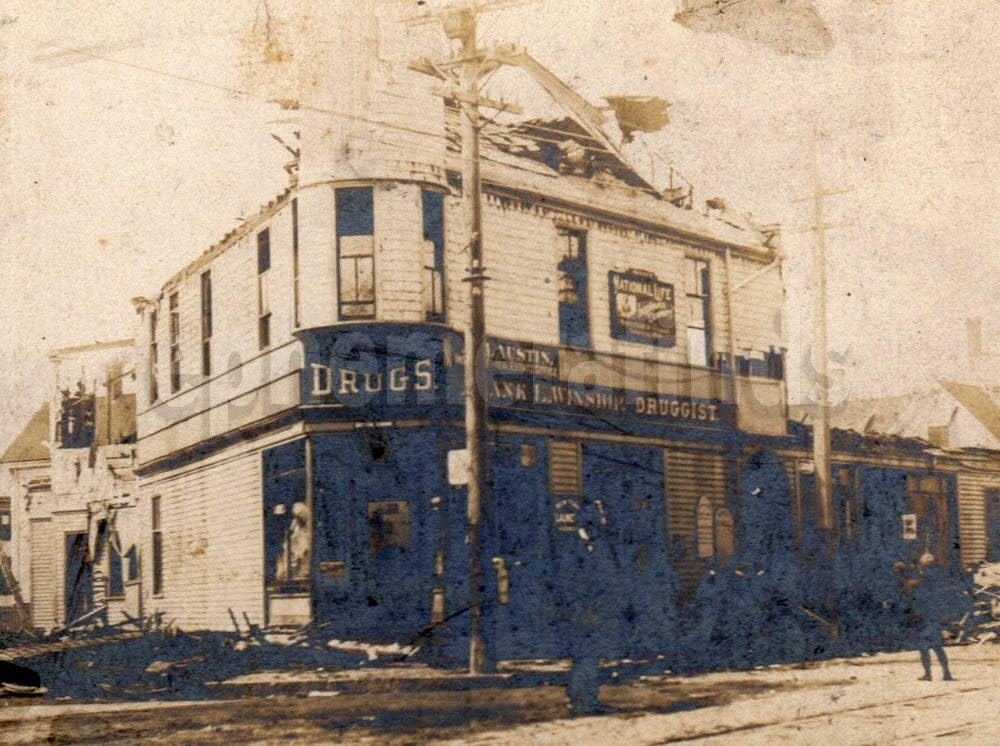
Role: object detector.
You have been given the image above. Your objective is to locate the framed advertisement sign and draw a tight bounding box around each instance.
[608,270,676,346]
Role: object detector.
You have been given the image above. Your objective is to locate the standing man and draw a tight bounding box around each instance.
[560,496,615,715]
[910,552,955,682]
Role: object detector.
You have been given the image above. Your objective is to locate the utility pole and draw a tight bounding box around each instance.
[409,0,535,675]
[455,4,490,676]
[809,128,832,536]
[795,126,852,539]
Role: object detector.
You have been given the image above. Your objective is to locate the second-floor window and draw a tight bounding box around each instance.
[169,292,181,393]
[686,258,711,367]
[336,186,375,319]
[422,190,445,321]
[557,228,589,347]
[200,270,212,376]
[0,498,11,542]
[148,307,159,403]
[257,228,271,349]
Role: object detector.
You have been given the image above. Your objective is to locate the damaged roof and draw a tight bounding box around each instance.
[452,111,777,252]
[791,379,1000,448]
[480,116,655,191]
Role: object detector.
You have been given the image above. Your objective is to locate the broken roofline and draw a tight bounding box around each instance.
[148,47,777,293]
[48,338,135,360]
[150,121,774,297]
[153,161,774,305]
[478,166,777,258]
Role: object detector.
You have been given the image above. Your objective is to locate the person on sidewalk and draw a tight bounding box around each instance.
[560,496,615,716]
[908,552,954,682]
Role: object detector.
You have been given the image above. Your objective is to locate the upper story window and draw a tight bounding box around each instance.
[148,307,159,403]
[200,270,212,376]
[168,291,181,393]
[557,228,589,347]
[57,382,96,448]
[0,497,11,543]
[421,190,445,322]
[686,257,711,367]
[257,228,271,349]
[336,187,375,320]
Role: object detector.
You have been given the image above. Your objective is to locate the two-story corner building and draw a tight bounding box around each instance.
[5,340,141,633]
[129,4,791,659]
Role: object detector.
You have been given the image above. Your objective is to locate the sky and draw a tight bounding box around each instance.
[2,0,1000,451]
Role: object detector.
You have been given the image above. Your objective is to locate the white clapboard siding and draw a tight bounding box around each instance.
[467,193,780,374]
[142,444,267,631]
[29,518,55,629]
[296,186,338,331]
[956,472,995,565]
[664,448,727,588]
[442,194,471,334]
[375,183,424,322]
[729,254,784,352]
[480,200,562,346]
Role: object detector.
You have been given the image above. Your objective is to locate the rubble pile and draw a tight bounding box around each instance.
[5,615,421,701]
[956,563,1000,644]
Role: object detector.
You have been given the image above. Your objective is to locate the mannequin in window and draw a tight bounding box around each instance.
[276,501,310,583]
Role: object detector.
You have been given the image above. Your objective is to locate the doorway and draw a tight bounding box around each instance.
[64,532,93,625]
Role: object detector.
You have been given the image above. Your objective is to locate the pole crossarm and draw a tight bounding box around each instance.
[791,185,853,203]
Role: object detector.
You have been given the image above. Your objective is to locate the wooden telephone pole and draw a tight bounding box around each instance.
[794,126,853,538]
[410,0,536,674]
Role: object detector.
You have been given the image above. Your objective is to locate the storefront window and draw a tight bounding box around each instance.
[275,501,311,582]
[367,501,409,553]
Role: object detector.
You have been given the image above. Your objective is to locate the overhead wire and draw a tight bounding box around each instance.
[21,32,640,173]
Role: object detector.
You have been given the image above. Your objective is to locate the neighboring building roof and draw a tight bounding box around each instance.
[938,379,1000,444]
[790,392,932,436]
[0,403,50,464]
[791,378,1000,449]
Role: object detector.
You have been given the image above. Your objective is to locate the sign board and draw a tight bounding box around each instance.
[485,338,559,379]
[487,374,734,429]
[902,513,918,540]
[608,270,676,346]
[447,448,469,486]
[553,497,580,533]
[297,323,464,420]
